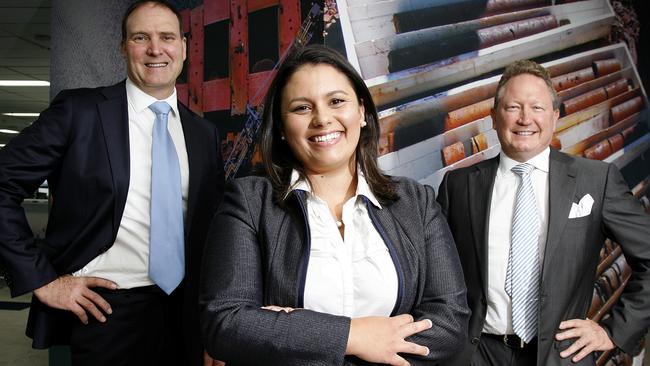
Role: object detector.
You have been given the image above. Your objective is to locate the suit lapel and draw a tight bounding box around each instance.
[542,149,577,283]
[368,202,418,315]
[98,82,130,235]
[468,157,499,294]
[178,104,201,238]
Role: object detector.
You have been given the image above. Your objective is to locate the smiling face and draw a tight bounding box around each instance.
[280,63,365,175]
[492,73,560,162]
[122,3,186,99]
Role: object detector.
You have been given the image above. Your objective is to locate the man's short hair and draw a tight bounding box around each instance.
[121,0,184,42]
[494,59,559,110]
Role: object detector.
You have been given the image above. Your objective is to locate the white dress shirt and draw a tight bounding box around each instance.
[483,148,550,334]
[73,79,189,289]
[290,171,399,318]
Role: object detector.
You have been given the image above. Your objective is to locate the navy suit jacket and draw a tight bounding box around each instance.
[437,149,650,365]
[0,81,224,357]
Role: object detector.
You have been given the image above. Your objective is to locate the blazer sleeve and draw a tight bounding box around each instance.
[436,172,451,217]
[0,91,75,296]
[599,164,650,354]
[199,179,350,365]
[403,182,470,364]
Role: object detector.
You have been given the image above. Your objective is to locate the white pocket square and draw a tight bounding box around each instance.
[568,194,594,219]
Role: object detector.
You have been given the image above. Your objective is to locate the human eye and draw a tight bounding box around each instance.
[291,105,311,114]
[162,34,176,41]
[505,104,519,111]
[131,34,148,43]
[330,98,346,107]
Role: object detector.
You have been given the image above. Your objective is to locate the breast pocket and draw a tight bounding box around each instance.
[565,214,592,228]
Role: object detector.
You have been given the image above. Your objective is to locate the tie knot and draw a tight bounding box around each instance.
[511,163,535,177]
[149,101,171,116]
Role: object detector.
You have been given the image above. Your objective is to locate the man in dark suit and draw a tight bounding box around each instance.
[0,1,224,365]
[437,60,650,365]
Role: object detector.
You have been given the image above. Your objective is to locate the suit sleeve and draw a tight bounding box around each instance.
[599,164,650,354]
[0,91,74,296]
[437,172,451,217]
[404,183,470,364]
[199,180,350,365]
[209,123,225,208]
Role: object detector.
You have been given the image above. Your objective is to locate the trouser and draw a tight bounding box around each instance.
[471,333,538,366]
[69,285,187,366]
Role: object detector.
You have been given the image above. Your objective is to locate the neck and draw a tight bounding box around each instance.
[306,164,358,220]
[145,88,174,101]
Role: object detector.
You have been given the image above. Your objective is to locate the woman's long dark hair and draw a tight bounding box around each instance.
[259,44,397,203]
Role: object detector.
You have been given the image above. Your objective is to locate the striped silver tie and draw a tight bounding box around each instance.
[505,163,540,343]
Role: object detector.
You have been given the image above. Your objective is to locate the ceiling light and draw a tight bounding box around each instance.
[3,113,40,117]
[0,129,20,134]
[0,80,50,86]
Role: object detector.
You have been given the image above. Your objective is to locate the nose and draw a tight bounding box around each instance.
[517,106,533,125]
[311,107,332,127]
[147,39,163,56]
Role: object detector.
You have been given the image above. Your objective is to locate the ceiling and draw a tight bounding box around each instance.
[0,0,51,146]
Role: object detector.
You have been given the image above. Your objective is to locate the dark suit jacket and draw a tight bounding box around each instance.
[199,175,470,365]
[437,149,650,365]
[0,81,224,363]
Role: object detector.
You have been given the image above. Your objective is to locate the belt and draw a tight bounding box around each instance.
[94,284,165,296]
[482,333,533,349]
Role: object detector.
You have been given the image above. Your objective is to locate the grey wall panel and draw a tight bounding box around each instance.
[51,1,133,98]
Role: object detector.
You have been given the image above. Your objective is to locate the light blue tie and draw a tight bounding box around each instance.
[149,101,184,295]
[505,163,540,343]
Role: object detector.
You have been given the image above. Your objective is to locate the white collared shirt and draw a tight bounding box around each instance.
[73,79,189,289]
[483,148,550,334]
[290,171,398,317]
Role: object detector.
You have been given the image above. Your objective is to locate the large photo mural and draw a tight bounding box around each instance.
[171,1,649,364]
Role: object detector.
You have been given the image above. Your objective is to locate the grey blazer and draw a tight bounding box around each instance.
[200,175,470,365]
[437,149,650,365]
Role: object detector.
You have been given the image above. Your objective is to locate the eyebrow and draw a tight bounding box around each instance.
[326,90,350,97]
[286,90,350,104]
[128,30,179,37]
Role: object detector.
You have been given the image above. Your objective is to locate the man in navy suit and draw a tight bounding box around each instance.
[0,1,224,365]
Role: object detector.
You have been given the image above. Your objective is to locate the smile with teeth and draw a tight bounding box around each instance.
[513,131,536,136]
[310,131,341,143]
[146,62,168,68]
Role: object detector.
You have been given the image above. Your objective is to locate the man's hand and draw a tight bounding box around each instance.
[203,350,225,366]
[556,318,615,362]
[346,314,432,366]
[33,275,117,325]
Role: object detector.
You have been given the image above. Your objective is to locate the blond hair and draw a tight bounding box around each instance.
[494,59,559,110]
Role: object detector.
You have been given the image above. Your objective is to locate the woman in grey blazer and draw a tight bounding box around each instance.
[200,45,469,365]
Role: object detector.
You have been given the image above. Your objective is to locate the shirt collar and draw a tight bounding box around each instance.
[288,169,382,209]
[126,77,179,118]
[498,147,550,177]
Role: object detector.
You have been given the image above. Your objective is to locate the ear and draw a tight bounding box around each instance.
[490,108,497,129]
[279,125,286,141]
[181,36,187,62]
[551,108,560,132]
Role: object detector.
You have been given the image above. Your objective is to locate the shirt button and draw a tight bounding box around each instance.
[471,337,480,345]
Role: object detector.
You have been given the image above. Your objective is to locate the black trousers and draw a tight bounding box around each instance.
[471,334,537,366]
[69,285,187,366]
